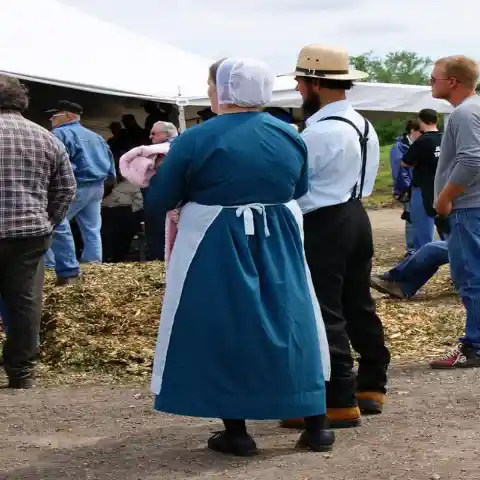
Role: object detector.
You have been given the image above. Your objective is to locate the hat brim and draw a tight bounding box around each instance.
[45,108,59,114]
[280,69,368,81]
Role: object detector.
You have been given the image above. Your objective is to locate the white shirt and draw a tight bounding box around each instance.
[298,100,380,213]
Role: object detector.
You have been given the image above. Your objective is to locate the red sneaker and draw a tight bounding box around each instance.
[430,344,480,369]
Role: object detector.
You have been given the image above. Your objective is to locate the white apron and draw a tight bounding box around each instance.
[150,201,331,395]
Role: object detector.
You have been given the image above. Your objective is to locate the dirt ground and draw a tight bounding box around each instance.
[1,208,477,480]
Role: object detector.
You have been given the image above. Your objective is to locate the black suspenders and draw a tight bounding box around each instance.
[318,116,370,201]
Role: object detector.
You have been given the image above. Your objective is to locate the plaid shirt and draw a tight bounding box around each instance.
[0,112,76,239]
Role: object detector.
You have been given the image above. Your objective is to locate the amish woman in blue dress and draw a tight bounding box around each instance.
[147,57,333,456]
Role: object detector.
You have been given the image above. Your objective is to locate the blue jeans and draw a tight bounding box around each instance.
[448,208,480,349]
[404,202,416,255]
[385,240,449,297]
[410,187,435,251]
[46,182,104,278]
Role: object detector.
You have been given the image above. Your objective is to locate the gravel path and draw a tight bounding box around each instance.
[1,365,478,480]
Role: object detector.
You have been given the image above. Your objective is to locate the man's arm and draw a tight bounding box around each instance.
[47,140,77,227]
[436,112,480,214]
[400,139,423,168]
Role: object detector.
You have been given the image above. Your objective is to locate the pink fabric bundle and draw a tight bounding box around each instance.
[119,143,170,188]
[119,143,179,264]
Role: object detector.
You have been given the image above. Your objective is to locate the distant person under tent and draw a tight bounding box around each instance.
[143,101,173,133]
[122,114,149,147]
[101,161,143,263]
[107,121,133,163]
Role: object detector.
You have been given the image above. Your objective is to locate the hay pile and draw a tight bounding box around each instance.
[41,262,165,378]
[18,255,465,377]
[375,267,464,361]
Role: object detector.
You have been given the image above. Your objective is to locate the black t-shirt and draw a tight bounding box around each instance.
[402,131,442,216]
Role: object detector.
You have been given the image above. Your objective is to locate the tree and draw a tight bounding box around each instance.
[349,51,434,144]
[350,51,433,85]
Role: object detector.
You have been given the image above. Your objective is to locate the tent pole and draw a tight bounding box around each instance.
[177,104,187,132]
[175,90,188,133]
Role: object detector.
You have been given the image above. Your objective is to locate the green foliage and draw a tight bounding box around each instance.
[350,51,435,145]
[374,116,411,146]
[364,145,394,207]
[350,51,433,85]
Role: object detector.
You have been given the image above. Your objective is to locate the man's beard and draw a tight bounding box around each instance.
[302,88,321,120]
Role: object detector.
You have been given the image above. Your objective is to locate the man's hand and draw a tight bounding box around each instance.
[436,182,465,217]
[435,193,453,216]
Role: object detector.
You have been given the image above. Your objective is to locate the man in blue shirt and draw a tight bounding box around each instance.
[45,101,116,285]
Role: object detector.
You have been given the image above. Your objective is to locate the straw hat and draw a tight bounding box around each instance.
[285,44,368,81]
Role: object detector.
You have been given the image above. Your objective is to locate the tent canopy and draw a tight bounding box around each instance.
[3,0,452,114]
[188,76,453,113]
[2,0,213,101]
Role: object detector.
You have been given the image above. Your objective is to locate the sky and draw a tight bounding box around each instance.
[60,0,479,74]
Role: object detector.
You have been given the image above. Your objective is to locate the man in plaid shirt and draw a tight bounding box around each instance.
[0,75,76,389]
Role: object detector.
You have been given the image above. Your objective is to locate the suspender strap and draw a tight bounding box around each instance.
[318,115,370,200]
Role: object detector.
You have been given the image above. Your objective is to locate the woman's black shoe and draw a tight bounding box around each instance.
[296,428,335,452]
[207,430,258,457]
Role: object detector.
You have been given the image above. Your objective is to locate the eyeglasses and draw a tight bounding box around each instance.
[430,76,451,85]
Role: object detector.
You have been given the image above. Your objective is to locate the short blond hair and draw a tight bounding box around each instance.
[435,55,479,90]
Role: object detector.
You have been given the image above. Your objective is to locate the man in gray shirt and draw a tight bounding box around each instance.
[431,55,480,369]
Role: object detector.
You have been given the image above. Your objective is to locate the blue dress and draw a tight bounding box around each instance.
[147,112,328,420]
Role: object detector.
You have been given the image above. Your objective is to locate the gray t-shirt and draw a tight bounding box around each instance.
[434,95,480,209]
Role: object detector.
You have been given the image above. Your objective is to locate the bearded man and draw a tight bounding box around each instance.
[280,45,391,429]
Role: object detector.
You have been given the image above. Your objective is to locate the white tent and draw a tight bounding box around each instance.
[2,0,452,117]
[188,75,453,113]
[2,0,213,101]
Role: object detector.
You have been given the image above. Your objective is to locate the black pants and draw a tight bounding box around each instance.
[0,235,50,380]
[144,212,166,261]
[101,207,140,263]
[304,200,390,409]
[141,189,166,261]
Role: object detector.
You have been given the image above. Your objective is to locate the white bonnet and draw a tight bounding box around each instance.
[216,57,275,108]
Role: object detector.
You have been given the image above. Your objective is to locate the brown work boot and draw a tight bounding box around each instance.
[326,407,361,428]
[370,275,405,299]
[357,392,385,414]
[280,407,361,430]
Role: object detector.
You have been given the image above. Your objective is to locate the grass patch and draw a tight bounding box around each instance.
[365,145,395,208]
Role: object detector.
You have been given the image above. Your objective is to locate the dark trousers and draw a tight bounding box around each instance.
[303,200,390,409]
[101,206,140,263]
[141,189,166,261]
[0,235,50,380]
[145,212,166,261]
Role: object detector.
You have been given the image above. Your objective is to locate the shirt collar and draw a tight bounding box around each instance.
[55,120,80,129]
[305,100,351,126]
[0,111,22,118]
